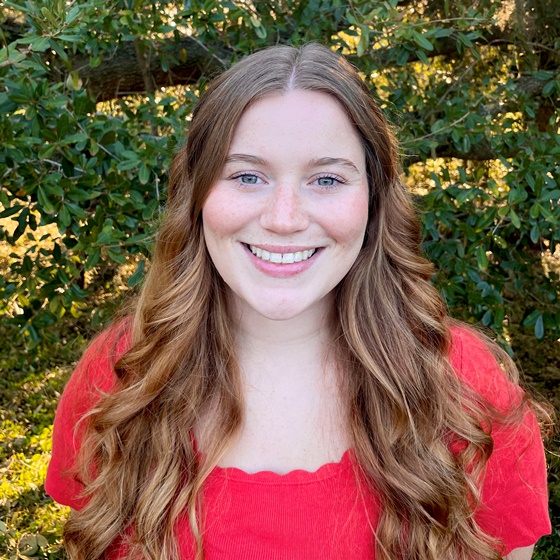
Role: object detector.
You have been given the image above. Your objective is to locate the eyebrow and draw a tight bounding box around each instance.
[225,154,268,166]
[225,154,360,173]
[309,157,360,174]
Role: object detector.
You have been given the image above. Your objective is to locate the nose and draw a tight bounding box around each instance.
[260,184,309,234]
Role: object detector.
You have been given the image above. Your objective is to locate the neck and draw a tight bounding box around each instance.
[230,294,336,383]
[234,297,332,346]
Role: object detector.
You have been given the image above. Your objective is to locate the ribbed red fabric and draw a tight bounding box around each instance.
[45,326,551,559]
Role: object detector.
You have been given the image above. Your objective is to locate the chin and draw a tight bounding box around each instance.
[258,308,308,322]
[244,301,308,322]
[228,282,335,324]
[241,291,333,323]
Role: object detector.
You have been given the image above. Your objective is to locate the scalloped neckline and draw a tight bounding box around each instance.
[209,449,354,484]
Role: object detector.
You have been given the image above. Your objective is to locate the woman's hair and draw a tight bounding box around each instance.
[63,44,544,560]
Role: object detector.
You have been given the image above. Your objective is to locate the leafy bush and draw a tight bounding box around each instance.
[0,0,559,350]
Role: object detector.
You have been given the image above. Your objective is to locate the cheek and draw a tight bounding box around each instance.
[321,190,369,246]
[202,188,248,240]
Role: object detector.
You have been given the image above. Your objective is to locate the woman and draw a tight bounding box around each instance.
[46,44,551,560]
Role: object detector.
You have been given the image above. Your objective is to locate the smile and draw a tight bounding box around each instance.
[248,244,318,264]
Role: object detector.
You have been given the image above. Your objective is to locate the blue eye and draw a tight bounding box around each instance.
[231,173,263,186]
[315,175,344,189]
[239,174,259,184]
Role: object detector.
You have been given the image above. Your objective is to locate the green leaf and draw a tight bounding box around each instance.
[530,223,540,244]
[117,159,141,171]
[477,245,488,270]
[58,204,72,228]
[457,32,473,48]
[30,36,50,52]
[66,202,87,220]
[509,210,521,229]
[345,10,358,26]
[85,247,101,269]
[542,80,555,95]
[533,70,553,80]
[71,70,82,90]
[61,132,88,145]
[142,199,158,220]
[492,235,507,249]
[0,205,23,219]
[508,187,527,204]
[38,143,57,159]
[127,259,145,287]
[534,315,544,339]
[412,31,433,51]
[36,534,49,548]
[356,26,370,57]
[18,534,38,556]
[37,186,56,214]
[139,164,150,185]
[121,150,140,160]
[432,27,453,38]
[523,309,541,327]
[66,5,81,23]
[126,232,151,245]
[49,38,69,62]
[57,33,82,43]
[96,228,114,245]
[106,247,127,264]
[8,92,31,104]
[396,47,409,66]
[416,49,430,65]
[58,269,71,285]
[70,284,89,298]
[26,324,42,346]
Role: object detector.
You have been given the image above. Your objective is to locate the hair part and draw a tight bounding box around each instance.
[63,43,545,560]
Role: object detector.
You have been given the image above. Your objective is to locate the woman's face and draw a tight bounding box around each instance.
[202,90,369,322]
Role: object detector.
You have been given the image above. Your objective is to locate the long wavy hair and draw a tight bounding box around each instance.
[64,44,544,560]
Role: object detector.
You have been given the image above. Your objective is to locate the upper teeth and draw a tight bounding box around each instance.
[249,245,317,263]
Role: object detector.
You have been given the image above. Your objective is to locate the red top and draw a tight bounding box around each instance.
[45,325,551,559]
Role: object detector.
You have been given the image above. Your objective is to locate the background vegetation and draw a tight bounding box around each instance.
[1,0,558,557]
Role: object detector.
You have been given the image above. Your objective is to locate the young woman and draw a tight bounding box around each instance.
[46,44,551,560]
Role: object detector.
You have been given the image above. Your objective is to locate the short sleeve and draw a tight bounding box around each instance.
[45,323,131,510]
[450,327,551,555]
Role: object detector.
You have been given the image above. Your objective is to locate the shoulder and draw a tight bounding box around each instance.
[448,324,522,413]
[46,319,132,508]
[57,319,133,424]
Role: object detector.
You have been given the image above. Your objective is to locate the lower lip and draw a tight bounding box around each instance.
[243,245,321,278]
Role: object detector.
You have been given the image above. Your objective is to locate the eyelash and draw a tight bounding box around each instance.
[313,174,345,189]
[228,173,346,190]
[230,173,264,188]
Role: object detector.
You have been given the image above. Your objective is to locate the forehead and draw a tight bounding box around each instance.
[227,90,366,168]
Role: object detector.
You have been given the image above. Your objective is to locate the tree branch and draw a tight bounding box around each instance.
[404,138,513,165]
[72,36,230,102]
